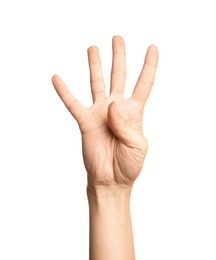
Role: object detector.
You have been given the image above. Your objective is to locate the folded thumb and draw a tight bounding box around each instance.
[107,102,139,146]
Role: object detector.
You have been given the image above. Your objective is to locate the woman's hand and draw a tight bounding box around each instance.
[52,36,158,189]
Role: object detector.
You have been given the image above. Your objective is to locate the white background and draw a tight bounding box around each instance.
[0,0,216,259]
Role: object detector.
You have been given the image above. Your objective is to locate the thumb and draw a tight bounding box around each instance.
[107,102,144,148]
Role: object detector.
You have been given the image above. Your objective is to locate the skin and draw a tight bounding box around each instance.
[52,36,158,260]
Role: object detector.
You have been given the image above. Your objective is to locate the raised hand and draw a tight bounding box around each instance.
[52,36,158,190]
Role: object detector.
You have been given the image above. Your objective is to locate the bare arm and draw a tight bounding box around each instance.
[52,36,158,259]
[87,186,134,260]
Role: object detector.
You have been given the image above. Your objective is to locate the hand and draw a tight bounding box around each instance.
[52,36,158,190]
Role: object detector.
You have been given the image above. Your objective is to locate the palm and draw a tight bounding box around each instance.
[52,36,158,187]
[80,96,145,186]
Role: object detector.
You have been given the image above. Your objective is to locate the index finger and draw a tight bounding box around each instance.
[132,45,158,105]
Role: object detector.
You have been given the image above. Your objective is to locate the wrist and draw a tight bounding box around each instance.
[87,184,135,260]
[87,184,133,203]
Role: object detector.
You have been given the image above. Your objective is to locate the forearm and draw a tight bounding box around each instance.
[87,185,135,260]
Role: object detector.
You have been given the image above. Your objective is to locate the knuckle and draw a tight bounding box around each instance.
[138,76,153,87]
[91,76,104,84]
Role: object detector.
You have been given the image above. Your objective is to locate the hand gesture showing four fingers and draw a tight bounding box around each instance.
[52,36,158,188]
